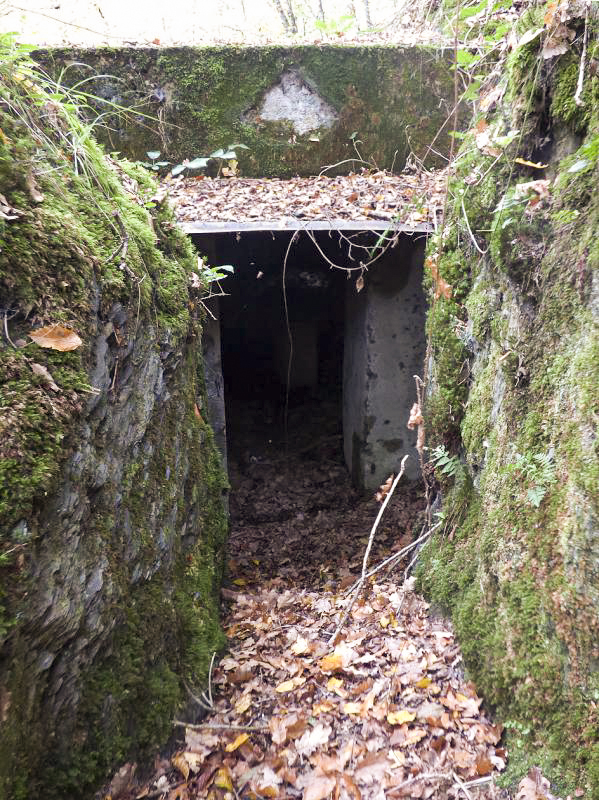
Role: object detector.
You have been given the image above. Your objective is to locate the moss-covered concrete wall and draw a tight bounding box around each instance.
[418,8,599,796]
[0,54,227,798]
[33,45,459,177]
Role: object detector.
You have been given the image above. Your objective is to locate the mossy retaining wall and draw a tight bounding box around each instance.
[418,8,599,796]
[33,45,459,177]
[0,64,227,798]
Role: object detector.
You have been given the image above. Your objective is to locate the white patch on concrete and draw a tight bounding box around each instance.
[248,71,338,135]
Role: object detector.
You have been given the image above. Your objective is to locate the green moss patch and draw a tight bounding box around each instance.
[34,45,461,178]
[420,24,599,797]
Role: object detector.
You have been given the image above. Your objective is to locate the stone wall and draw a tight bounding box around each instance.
[0,67,227,797]
[33,45,460,177]
[417,8,599,795]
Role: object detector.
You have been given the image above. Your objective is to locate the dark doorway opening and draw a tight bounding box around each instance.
[193,228,427,491]
[192,226,428,584]
[216,230,351,464]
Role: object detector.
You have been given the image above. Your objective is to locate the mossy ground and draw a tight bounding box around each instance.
[0,49,228,798]
[419,19,599,797]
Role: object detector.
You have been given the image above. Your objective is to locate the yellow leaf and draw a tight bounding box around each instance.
[379,615,390,629]
[416,677,432,689]
[514,157,548,169]
[387,709,416,725]
[312,701,334,715]
[226,733,249,752]
[275,679,296,693]
[326,677,345,696]
[29,324,83,352]
[172,753,190,780]
[319,653,343,673]
[213,768,233,791]
[234,694,252,714]
[342,702,362,715]
[257,787,278,798]
[233,578,246,586]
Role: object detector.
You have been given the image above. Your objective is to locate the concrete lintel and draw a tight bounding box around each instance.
[184,220,432,234]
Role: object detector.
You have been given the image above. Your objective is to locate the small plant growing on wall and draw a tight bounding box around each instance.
[140,145,249,178]
[505,452,556,508]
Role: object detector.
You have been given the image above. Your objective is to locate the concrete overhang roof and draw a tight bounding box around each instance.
[183,220,432,234]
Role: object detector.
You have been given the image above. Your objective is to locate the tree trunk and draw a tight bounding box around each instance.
[283,0,298,33]
[271,0,292,32]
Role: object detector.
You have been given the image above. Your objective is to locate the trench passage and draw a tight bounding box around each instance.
[194,227,429,585]
[133,227,507,799]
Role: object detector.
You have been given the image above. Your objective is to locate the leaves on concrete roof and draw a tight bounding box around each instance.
[165,170,447,228]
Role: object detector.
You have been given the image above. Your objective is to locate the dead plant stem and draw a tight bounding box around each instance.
[329,454,409,645]
[173,720,268,732]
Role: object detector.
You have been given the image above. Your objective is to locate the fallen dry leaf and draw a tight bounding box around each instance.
[387,709,416,725]
[298,772,336,800]
[225,733,249,752]
[295,723,332,757]
[30,362,60,391]
[29,324,82,352]
[516,766,555,800]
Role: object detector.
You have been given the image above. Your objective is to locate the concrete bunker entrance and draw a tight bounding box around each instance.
[194,226,427,492]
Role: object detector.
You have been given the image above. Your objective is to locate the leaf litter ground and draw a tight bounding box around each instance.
[114,397,509,800]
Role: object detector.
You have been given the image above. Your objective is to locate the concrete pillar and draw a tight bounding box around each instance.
[343,240,426,491]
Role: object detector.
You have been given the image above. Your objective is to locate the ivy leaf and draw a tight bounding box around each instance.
[186,157,209,169]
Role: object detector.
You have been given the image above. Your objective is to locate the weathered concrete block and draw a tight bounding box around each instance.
[33,45,462,178]
[343,237,426,489]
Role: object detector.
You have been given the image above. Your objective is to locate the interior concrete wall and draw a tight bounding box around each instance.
[202,298,228,475]
[343,236,427,490]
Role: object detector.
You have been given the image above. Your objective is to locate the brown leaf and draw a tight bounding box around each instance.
[299,772,336,800]
[29,324,82,352]
[516,767,555,800]
[407,403,423,430]
[476,754,493,776]
[26,170,44,203]
[295,723,332,757]
[30,362,60,391]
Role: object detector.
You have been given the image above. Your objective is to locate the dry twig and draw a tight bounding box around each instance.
[574,1,589,107]
[173,720,268,732]
[329,454,409,644]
